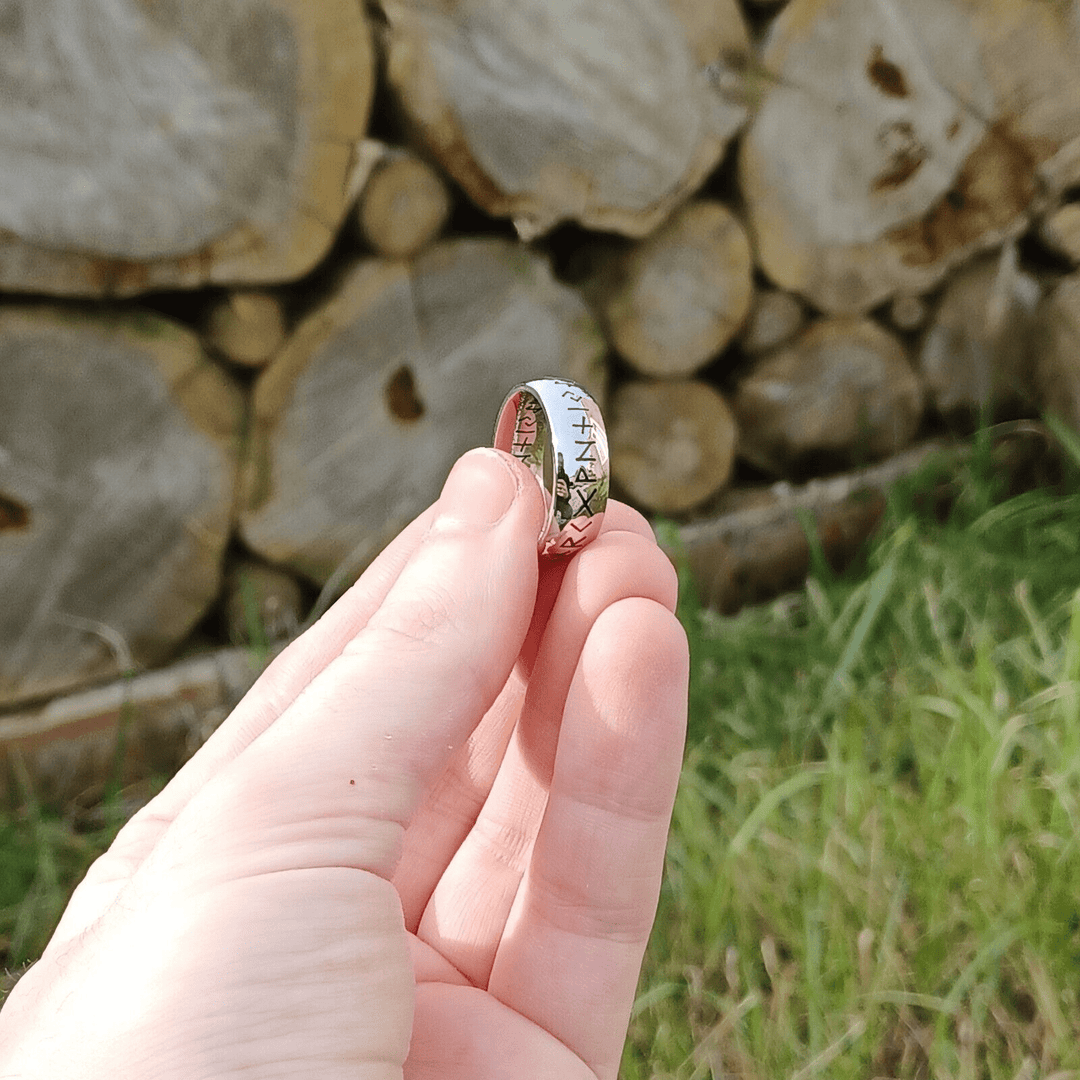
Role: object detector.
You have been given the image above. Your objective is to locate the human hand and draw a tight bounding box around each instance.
[0,448,689,1079]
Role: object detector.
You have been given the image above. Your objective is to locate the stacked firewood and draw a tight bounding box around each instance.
[3,0,1080,717]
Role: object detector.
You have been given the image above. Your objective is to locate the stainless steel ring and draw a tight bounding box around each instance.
[493,378,609,557]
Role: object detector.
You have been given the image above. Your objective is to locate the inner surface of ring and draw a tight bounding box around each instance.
[513,391,551,483]
[508,390,555,519]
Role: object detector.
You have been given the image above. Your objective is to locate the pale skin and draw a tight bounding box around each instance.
[0,448,689,1079]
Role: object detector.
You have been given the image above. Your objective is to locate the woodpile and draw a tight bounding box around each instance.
[4,0,1080,782]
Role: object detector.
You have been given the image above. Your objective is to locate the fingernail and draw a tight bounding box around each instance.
[438,448,518,527]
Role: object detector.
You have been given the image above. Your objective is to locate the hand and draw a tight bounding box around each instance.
[0,448,689,1079]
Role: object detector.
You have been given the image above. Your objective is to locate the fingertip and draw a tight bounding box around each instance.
[598,500,655,542]
[592,596,690,703]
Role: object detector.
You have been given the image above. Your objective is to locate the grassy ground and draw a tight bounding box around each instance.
[4,427,1080,1078]
[626,427,1080,1079]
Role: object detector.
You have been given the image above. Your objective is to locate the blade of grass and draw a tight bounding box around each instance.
[830,556,897,691]
[942,926,1021,1014]
[727,766,828,859]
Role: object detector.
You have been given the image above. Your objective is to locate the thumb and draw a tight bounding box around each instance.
[147,448,547,888]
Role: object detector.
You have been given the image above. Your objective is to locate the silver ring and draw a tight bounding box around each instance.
[493,378,609,557]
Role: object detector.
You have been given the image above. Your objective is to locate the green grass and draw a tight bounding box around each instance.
[5,428,1080,1080]
[626,434,1080,1078]
[0,753,125,979]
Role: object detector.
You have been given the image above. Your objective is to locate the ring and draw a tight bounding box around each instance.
[493,378,609,557]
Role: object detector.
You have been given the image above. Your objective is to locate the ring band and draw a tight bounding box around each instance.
[493,378,609,557]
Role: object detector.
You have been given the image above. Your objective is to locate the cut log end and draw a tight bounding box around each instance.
[224,560,306,644]
[383,0,747,239]
[1035,274,1080,435]
[738,286,806,354]
[888,293,930,333]
[1039,203,1080,265]
[594,200,753,378]
[0,307,243,706]
[205,290,288,367]
[356,149,452,258]
[240,239,606,586]
[918,250,1040,416]
[740,0,1080,314]
[610,379,737,514]
[733,317,923,475]
[0,0,375,295]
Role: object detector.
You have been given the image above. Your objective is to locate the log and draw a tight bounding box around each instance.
[589,200,753,377]
[1039,204,1080,265]
[0,0,374,296]
[353,142,452,258]
[918,245,1040,416]
[0,307,243,706]
[224,560,306,646]
[239,238,606,590]
[204,290,288,368]
[609,379,737,514]
[664,422,1057,613]
[379,0,750,239]
[1034,273,1080,434]
[732,317,923,474]
[739,0,1080,314]
[887,293,931,333]
[738,285,806,354]
[0,646,273,812]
